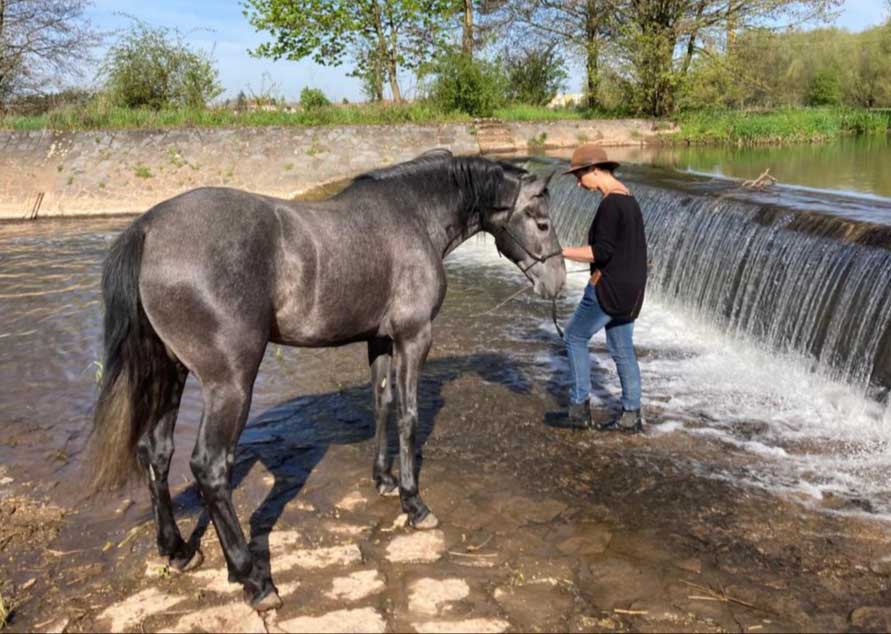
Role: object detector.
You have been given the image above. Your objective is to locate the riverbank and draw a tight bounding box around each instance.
[2,316,891,633]
[673,108,891,145]
[0,119,668,220]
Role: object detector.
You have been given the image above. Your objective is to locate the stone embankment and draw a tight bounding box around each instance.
[0,119,672,219]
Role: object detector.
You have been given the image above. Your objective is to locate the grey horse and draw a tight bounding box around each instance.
[88,150,566,610]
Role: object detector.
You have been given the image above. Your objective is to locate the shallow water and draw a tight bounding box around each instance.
[0,186,889,522]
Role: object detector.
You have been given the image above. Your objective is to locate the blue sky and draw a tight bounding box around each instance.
[85,0,890,103]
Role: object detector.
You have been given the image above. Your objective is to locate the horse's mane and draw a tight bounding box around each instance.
[340,150,526,222]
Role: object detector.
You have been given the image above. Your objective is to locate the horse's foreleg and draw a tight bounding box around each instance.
[136,367,200,571]
[369,338,398,497]
[191,379,281,611]
[393,323,438,529]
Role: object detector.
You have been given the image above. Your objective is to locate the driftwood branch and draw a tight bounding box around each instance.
[741,169,777,191]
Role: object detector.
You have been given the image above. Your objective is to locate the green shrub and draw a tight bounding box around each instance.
[503,44,568,106]
[299,87,330,110]
[807,69,842,106]
[425,50,508,117]
[101,22,222,110]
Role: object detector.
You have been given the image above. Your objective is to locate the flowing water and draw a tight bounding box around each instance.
[1,154,890,524]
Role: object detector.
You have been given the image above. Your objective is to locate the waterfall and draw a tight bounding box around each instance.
[535,161,891,397]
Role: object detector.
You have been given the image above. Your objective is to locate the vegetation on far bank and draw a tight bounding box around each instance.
[673,108,891,145]
[2,101,889,148]
[4,6,891,147]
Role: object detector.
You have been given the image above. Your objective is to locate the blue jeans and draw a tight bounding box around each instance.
[565,283,641,410]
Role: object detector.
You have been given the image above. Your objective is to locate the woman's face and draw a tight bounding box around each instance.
[575,167,602,191]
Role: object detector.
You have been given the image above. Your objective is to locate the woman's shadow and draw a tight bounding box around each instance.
[172,351,532,581]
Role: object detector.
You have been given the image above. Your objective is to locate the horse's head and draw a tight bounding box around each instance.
[485,168,566,299]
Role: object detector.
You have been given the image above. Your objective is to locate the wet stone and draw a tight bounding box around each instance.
[850,607,891,632]
[408,578,470,615]
[161,602,266,633]
[580,556,664,610]
[868,555,891,576]
[556,525,612,556]
[97,588,187,632]
[412,618,510,633]
[335,490,367,512]
[273,607,387,633]
[274,543,362,572]
[673,558,702,575]
[493,581,573,628]
[386,530,446,563]
[325,569,385,601]
[496,495,567,526]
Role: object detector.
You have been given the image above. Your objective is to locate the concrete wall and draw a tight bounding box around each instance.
[0,119,670,220]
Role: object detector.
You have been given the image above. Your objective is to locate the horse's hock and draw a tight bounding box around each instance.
[0,119,671,220]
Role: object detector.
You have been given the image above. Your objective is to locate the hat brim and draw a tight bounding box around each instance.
[562,160,620,175]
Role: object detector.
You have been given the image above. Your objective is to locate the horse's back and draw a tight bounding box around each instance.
[136,188,284,374]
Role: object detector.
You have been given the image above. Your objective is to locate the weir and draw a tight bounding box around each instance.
[534,160,891,397]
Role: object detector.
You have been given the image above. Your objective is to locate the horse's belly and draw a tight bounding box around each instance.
[271,291,388,347]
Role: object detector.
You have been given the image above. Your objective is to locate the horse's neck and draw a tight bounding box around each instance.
[421,196,486,259]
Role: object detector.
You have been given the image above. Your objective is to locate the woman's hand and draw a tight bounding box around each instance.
[562,246,595,263]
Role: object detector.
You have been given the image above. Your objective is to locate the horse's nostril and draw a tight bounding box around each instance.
[537,223,549,232]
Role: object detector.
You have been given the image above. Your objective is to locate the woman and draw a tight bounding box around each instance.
[560,144,647,432]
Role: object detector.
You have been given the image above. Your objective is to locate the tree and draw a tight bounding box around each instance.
[243,0,456,102]
[101,22,222,109]
[506,0,612,109]
[607,0,842,115]
[503,42,568,105]
[425,47,508,115]
[0,0,99,104]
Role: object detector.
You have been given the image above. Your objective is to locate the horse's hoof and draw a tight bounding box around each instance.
[377,482,399,497]
[251,589,283,613]
[169,548,204,573]
[412,511,440,530]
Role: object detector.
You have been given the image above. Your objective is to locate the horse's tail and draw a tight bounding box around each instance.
[89,221,177,492]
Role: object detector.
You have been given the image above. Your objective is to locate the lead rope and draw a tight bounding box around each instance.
[552,299,564,339]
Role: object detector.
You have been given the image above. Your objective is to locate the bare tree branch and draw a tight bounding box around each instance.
[0,0,100,103]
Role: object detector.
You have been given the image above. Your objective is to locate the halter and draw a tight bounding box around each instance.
[486,184,566,339]
[488,185,562,277]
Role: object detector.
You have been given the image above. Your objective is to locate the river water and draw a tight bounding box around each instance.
[1,144,890,524]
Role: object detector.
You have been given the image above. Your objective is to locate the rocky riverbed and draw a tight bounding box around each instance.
[2,343,891,632]
[1,216,890,633]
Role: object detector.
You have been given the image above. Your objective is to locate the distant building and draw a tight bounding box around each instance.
[548,93,585,109]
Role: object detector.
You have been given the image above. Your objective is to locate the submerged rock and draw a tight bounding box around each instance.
[385,530,446,563]
[408,578,470,615]
[850,607,891,632]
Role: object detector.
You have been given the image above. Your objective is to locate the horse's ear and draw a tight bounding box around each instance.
[525,171,554,195]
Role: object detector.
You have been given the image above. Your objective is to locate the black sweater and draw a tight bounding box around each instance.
[587,194,648,320]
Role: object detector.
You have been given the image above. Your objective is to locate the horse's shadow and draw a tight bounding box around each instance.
[172,351,532,580]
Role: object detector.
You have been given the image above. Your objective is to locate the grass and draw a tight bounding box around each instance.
[673,107,891,144]
[0,592,8,629]
[134,165,153,178]
[494,104,583,121]
[2,98,888,148]
[0,101,473,131]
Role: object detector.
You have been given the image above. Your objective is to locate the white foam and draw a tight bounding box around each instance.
[448,235,891,516]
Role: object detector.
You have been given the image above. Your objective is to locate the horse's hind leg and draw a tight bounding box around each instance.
[190,373,281,611]
[369,337,398,497]
[135,364,201,571]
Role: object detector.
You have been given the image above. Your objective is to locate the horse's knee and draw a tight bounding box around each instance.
[189,451,230,492]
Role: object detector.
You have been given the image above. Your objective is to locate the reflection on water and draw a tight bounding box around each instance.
[546,134,891,202]
[648,135,891,201]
